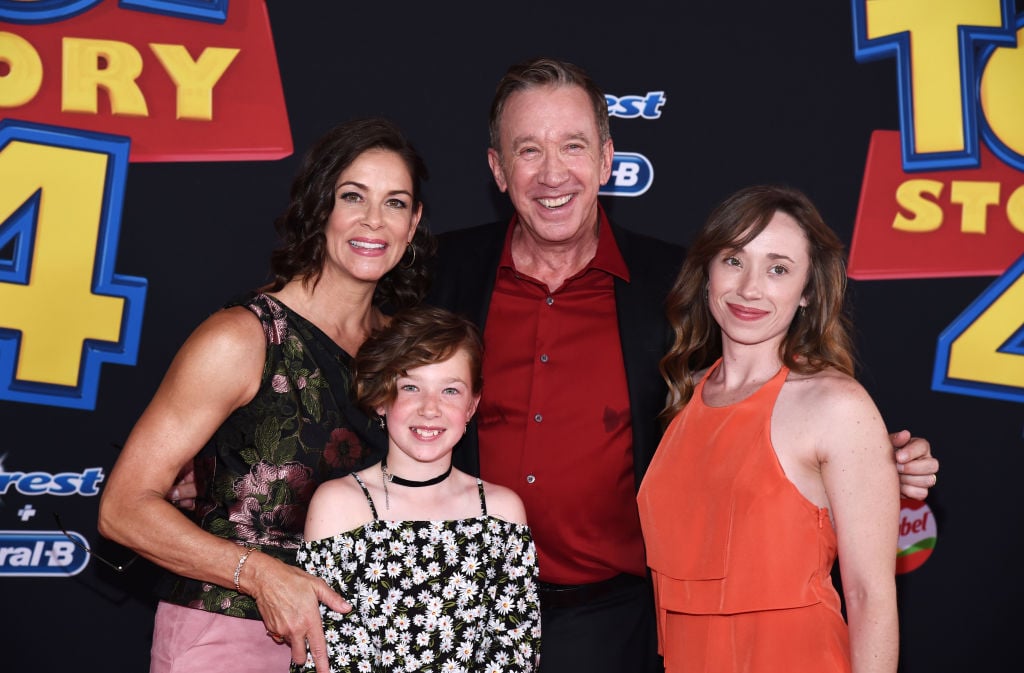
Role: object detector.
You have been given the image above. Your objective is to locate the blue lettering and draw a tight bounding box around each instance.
[642,91,667,118]
[600,152,654,197]
[0,531,89,576]
[0,467,106,495]
[19,472,49,494]
[77,467,104,495]
[606,92,667,119]
[50,473,79,495]
[0,472,22,494]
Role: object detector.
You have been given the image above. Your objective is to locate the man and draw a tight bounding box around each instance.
[427,57,939,672]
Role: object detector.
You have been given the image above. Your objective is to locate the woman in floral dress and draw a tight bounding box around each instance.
[293,306,541,673]
[98,118,435,673]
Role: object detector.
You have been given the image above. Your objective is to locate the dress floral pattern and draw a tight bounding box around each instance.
[293,476,541,673]
[156,293,385,619]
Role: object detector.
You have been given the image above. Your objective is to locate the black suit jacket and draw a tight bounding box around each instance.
[426,219,685,491]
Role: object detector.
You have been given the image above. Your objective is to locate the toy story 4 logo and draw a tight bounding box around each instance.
[0,0,289,410]
[848,0,1024,404]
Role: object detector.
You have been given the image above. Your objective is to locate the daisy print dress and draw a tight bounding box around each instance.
[292,474,541,673]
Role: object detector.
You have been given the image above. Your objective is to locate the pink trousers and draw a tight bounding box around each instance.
[150,601,293,673]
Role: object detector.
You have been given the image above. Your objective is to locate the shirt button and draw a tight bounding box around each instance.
[539,354,549,363]
[526,474,536,484]
[533,413,543,423]
[545,296,554,306]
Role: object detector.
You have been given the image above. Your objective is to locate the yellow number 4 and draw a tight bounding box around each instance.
[933,252,1024,403]
[0,121,146,410]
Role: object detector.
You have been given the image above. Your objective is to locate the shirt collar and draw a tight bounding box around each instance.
[497,204,631,282]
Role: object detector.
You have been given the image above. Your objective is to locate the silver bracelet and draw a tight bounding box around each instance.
[233,544,255,593]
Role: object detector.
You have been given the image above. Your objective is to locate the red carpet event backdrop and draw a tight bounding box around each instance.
[0,1,1020,670]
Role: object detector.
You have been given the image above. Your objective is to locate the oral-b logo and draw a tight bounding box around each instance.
[0,531,89,576]
[600,152,654,197]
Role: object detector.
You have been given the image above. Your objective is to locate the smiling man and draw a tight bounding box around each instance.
[427,57,938,673]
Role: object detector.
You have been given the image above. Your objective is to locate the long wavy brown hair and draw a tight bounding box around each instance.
[659,184,855,422]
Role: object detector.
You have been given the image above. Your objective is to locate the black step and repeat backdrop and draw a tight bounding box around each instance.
[1,1,1021,670]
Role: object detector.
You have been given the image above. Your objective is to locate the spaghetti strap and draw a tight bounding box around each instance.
[476,478,487,516]
[351,472,379,521]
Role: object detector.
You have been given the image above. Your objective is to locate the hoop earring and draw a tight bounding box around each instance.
[400,244,417,270]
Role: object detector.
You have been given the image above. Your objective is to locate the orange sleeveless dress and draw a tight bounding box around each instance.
[637,362,850,672]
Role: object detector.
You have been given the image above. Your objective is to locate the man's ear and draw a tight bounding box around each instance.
[487,148,508,193]
[598,137,614,186]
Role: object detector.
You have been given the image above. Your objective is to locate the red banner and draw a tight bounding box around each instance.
[849,130,1024,279]
[0,0,291,162]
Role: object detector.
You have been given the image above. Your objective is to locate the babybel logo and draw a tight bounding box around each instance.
[0,530,90,576]
[896,498,937,574]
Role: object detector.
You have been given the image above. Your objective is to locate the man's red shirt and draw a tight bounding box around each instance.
[477,211,648,584]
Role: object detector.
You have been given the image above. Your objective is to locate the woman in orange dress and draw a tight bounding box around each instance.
[637,185,899,673]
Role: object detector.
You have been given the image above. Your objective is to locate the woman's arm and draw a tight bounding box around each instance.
[98,307,348,672]
[99,308,263,579]
[817,377,900,673]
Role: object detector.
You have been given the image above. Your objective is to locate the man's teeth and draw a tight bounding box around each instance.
[413,428,443,438]
[350,240,385,249]
[539,195,571,208]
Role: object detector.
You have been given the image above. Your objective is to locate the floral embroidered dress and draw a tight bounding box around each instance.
[156,293,385,620]
[293,473,541,673]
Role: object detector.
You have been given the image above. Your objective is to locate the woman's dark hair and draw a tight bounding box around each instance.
[265,117,435,309]
[354,306,483,416]
[659,184,855,421]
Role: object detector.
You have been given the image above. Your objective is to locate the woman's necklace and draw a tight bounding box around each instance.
[380,456,453,510]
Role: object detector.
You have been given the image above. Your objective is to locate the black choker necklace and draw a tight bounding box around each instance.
[380,457,452,510]
[381,457,452,487]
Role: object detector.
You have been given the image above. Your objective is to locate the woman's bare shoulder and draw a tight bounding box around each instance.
[783,367,883,431]
[786,366,865,399]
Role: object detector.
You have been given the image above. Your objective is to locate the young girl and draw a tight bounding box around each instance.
[292,306,541,672]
